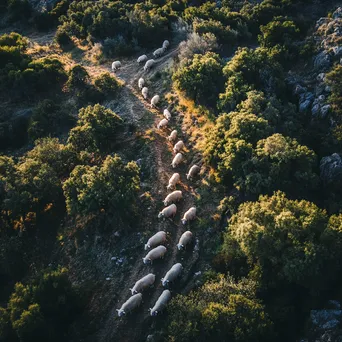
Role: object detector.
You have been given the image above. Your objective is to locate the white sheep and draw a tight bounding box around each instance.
[163,190,182,206]
[144,59,155,71]
[137,55,148,64]
[111,61,121,71]
[142,87,148,99]
[142,245,167,264]
[163,109,171,120]
[181,207,197,225]
[168,130,177,142]
[158,204,177,219]
[167,173,180,190]
[186,165,200,180]
[162,40,170,49]
[149,290,171,316]
[153,47,166,58]
[145,231,167,250]
[116,293,142,317]
[161,263,183,287]
[157,118,168,129]
[130,274,156,295]
[171,153,183,168]
[177,231,193,250]
[138,78,145,89]
[151,95,160,108]
[173,140,185,153]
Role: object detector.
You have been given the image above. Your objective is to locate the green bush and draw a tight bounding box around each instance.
[219,47,285,111]
[5,268,81,342]
[94,72,121,98]
[167,276,274,342]
[224,191,340,290]
[173,52,224,107]
[63,154,140,217]
[259,16,300,48]
[7,0,32,22]
[193,19,238,45]
[28,100,75,141]
[67,104,123,153]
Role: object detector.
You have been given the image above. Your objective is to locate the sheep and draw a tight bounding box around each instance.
[186,164,200,180]
[130,273,156,295]
[168,130,177,142]
[161,263,183,287]
[163,109,171,120]
[177,231,193,250]
[145,231,167,250]
[142,87,148,99]
[158,204,177,219]
[144,59,155,71]
[153,47,166,58]
[111,61,121,71]
[157,118,169,129]
[151,95,160,108]
[173,140,185,153]
[167,173,180,190]
[142,245,167,264]
[149,290,171,316]
[138,78,145,89]
[116,293,142,317]
[181,207,197,225]
[137,55,148,64]
[163,190,182,206]
[162,40,170,49]
[171,153,183,168]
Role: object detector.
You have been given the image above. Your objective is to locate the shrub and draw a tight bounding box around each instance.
[193,19,238,45]
[94,72,121,98]
[102,36,136,58]
[224,191,338,290]
[219,47,285,111]
[67,104,123,153]
[173,52,224,107]
[259,16,300,48]
[7,0,32,22]
[167,276,274,342]
[178,32,218,65]
[63,154,140,217]
[28,100,75,141]
[55,26,72,47]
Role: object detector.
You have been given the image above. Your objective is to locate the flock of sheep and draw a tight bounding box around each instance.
[114,40,201,318]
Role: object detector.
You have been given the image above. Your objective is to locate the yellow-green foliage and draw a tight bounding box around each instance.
[167,275,274,342]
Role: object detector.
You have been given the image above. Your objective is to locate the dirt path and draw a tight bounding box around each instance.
[93,46,201,342]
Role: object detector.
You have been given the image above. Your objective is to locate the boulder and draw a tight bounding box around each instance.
[321,104,331,117]
[320,153,342,185]
[332,7,342,19]
[314,51,332,69]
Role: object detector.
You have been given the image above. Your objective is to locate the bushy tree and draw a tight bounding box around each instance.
[173,52,224,107]
[26,138,78,177]
[224,191,335,289]
[326,65,342,118]
[63,154,140,217]
[219,47,285,111]
[6,268,80,342]
[167,276,274,342]
[259,16,300,48]
[94,72,121,98]
[67,104,123,153]
[178,32,218,64]
[193,19,238,45]
[28,100,75,141]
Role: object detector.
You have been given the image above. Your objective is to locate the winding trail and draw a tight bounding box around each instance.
[94,46,201,342]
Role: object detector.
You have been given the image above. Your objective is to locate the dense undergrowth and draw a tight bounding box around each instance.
[1,0,342,341]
